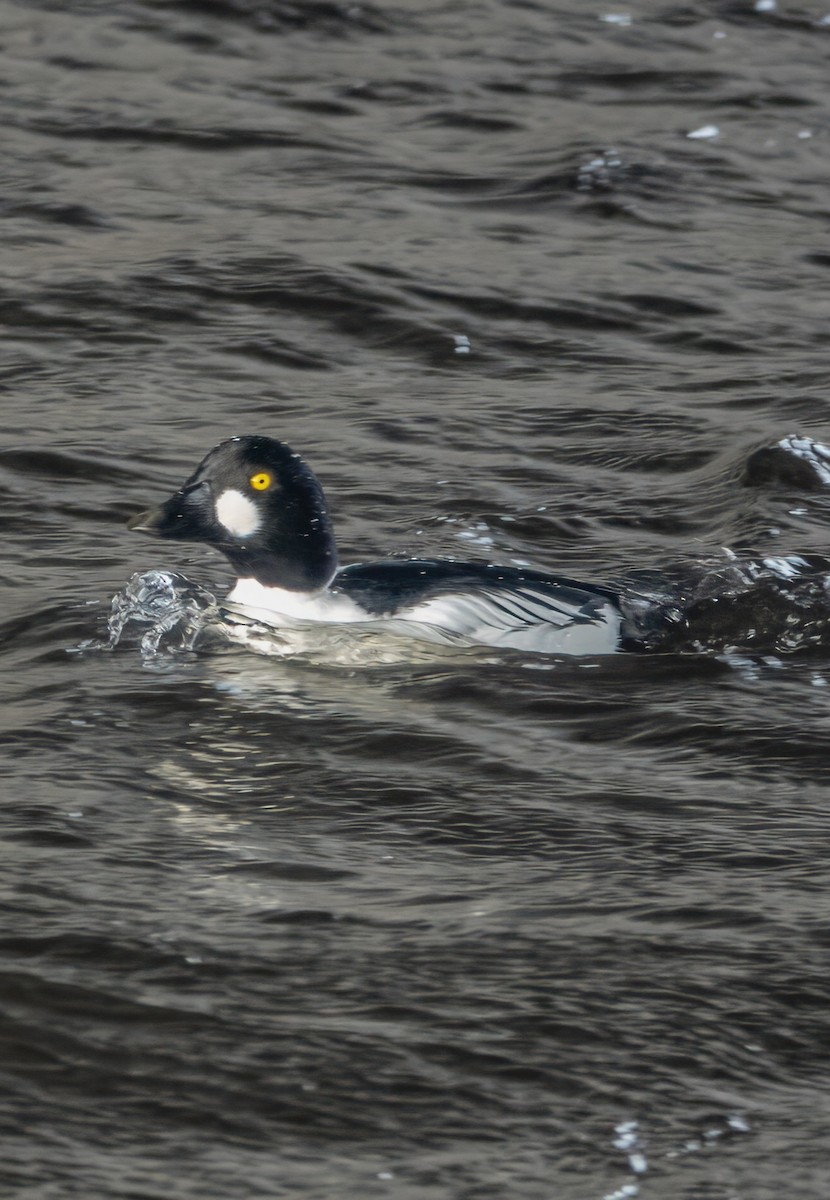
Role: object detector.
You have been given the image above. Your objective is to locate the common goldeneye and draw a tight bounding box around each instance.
[128,435,625,655]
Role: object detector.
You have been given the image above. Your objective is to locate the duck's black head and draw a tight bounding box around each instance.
[128,435,338,591]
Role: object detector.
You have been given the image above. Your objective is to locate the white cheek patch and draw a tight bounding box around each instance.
[215,488,262,538]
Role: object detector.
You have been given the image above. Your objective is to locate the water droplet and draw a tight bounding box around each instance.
[687,124,720,140]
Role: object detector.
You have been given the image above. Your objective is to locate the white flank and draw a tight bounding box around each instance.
[215,489,261,538]
[401,592,622,654]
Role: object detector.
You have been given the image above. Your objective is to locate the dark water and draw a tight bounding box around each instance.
[3,2,830,1196]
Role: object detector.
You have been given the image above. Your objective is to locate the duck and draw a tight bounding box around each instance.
[127,435,626,656]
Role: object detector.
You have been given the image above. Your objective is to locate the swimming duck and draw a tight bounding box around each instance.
[128,435,625,655]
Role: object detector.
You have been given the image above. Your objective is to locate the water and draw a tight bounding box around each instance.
[3,2,830,1196]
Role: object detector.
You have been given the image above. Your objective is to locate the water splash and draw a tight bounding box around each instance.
[577,149,626,193]
[105,570,217,662]
[621,554,830,656]
[604,1113,750,1199]
[603,1119,647,1200]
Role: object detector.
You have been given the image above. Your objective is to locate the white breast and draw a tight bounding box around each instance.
[225,577,369,623]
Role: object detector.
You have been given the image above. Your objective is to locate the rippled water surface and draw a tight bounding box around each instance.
[4,2,830,1197]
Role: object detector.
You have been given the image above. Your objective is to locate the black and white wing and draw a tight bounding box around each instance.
[396,581,622,653]
[328,559,624,654]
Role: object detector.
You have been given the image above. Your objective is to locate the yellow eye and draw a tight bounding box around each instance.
[249,472,272,491]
